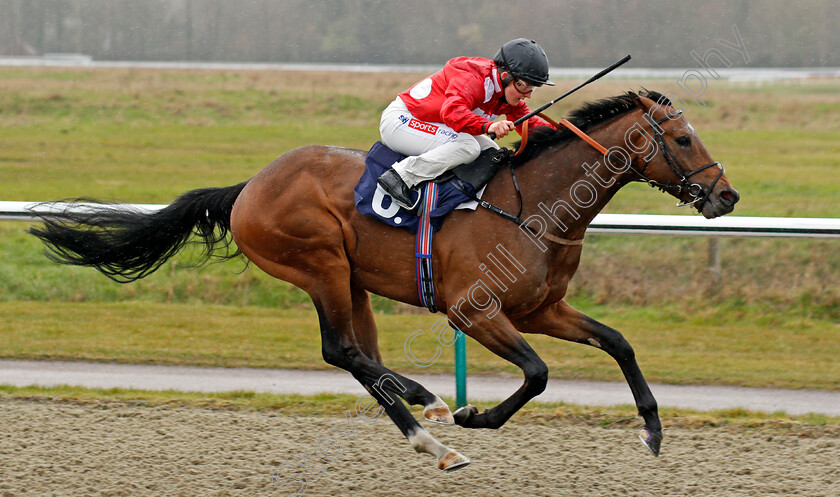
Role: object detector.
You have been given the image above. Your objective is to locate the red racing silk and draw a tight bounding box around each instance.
[398,57,553,136]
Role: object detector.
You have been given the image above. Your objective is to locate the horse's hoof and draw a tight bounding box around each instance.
[453,405,478,427]
[437,450,470,471]
[424,405,455,425]
[639,427,662,457]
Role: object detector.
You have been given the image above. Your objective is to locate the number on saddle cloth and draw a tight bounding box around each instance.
[353,141,509,234]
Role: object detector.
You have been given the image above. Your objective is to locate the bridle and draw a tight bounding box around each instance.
[457,103,726,245]
[629,110,725,212]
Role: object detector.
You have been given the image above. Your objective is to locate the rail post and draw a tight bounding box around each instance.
[708,237,722,274]
[454,330,467,408]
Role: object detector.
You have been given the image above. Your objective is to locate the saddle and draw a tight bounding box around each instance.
[353,143,512,314]
[353,142,512,234]
[436,147,512,190]
[353,116,589,313]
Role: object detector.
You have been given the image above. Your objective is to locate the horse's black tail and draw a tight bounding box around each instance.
[28,181,249,283]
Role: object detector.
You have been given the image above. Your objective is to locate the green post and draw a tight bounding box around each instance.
[454,330,467,408]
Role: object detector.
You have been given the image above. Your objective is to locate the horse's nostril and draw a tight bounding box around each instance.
[719,189,740,206]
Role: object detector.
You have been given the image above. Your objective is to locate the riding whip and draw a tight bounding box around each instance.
[489,54,631,139]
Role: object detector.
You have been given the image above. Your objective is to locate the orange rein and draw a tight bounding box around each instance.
[515,113,608,156]
[513,113,607,245]
[510,113,610,247]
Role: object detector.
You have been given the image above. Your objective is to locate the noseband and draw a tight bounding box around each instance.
[631,111,725,212]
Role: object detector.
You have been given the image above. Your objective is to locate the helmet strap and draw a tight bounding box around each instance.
[498,71,516,105]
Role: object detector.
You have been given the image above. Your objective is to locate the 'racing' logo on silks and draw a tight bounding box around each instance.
[408,119,439,135]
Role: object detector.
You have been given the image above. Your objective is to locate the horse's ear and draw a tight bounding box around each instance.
[636,91,682,123]
[638,89,680,115]
[635,91,656,111]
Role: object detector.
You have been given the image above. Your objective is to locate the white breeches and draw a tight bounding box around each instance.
[379,97,498,188]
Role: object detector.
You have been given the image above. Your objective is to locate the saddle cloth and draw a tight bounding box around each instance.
[354,141,506,234]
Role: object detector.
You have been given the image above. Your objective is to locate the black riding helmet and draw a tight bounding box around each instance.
[493,38,555,87]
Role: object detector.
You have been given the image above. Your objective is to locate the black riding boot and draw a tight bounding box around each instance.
[377,169,419,211]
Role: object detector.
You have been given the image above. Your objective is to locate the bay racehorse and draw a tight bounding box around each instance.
[30,90,739,471]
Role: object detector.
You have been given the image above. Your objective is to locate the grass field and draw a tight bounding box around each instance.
[1,67,838,394]
[1,300,838,390]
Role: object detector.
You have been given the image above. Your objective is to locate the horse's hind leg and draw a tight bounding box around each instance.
[350,283,454,425]
[246,252,466,469]
[515,300,663,456]
[350,283,383,364]
[232,181,463,468]
[313,278,467,470]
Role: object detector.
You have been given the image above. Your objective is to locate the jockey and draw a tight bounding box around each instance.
[377,38,556,210]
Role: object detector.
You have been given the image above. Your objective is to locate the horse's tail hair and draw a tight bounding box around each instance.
[28,181,249,283]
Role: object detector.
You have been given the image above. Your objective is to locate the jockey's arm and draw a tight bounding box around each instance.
[507,104,555,135]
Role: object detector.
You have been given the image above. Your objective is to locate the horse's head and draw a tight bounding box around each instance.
[629,92,740,218]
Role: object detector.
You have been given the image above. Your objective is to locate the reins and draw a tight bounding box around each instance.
[516,113,608,156]
[452,112,603,248]
[470,56,632,245]
[468,98,724,246]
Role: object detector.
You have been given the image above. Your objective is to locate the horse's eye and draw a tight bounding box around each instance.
[675,136,691,147]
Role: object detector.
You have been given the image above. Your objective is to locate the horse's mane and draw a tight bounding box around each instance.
[511,89,673,165]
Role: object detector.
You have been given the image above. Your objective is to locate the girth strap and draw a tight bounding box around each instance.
[415,182,439,313]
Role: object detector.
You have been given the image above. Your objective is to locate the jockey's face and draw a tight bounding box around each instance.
[501,72,536,105]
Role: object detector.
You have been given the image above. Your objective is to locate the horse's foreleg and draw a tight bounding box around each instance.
[448,308,548,430]
[516,300,663,456]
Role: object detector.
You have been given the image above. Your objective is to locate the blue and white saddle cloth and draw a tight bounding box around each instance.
[353,141,480,234]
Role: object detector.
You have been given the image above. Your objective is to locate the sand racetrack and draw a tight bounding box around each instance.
[1,398,838,496]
